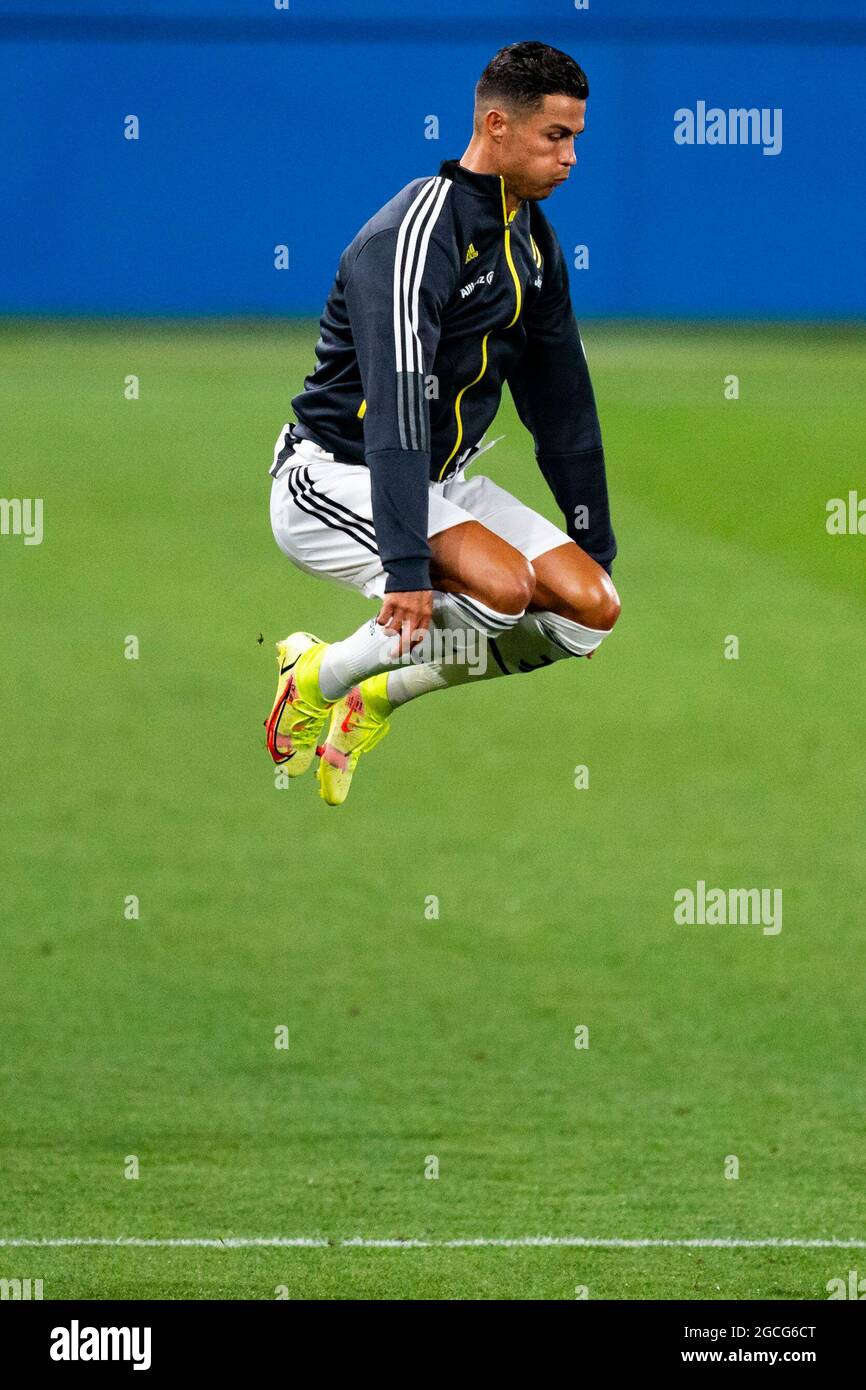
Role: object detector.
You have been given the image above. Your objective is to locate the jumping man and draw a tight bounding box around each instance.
[266,40,621,804]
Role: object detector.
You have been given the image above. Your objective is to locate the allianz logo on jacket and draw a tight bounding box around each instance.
[460,270,495,299]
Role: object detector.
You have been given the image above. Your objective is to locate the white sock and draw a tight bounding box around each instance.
[529,610,611,658]
[382,609,612,707]
[319,617,402,701]
[383,592,524,706]
[386,662,449,706]
[321,592,523,703]
[432,590,524,638]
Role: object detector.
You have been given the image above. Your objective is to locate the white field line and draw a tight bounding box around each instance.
[0,1236,865,1250]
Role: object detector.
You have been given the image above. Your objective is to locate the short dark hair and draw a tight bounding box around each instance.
[475,41,589,122]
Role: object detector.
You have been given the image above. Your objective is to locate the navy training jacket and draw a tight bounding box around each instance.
[283,157,617,592]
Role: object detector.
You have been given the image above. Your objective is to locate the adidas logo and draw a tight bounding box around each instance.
[464,243,478,263]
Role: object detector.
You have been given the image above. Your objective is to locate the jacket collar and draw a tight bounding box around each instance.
[438,158,523,222]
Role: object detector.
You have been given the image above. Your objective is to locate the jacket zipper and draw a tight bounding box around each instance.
[437,177,522,481]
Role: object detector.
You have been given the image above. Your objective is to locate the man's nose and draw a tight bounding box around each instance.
[561,142,577,166]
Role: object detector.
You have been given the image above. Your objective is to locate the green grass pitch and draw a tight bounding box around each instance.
[1,320,864,1300]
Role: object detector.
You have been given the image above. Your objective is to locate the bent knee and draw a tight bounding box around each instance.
[567,572,621,630]
[592,574,621,630]
[485,557,536,615]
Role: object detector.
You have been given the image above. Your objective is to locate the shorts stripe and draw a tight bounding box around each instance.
[285,481,379,557]
[296,466,378,543]
[285,468,379,557]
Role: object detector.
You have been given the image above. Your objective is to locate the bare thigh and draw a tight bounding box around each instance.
[429,520,535,614]
[431,526,620,629]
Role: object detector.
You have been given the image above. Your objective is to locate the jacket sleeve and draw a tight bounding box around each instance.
[506,223,617,575]
[343,225,457,592]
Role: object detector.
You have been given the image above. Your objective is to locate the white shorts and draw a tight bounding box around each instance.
[268,427,570,599]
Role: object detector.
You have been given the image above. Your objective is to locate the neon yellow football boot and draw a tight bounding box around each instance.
[316,672,392,806]
[264,631,332,777]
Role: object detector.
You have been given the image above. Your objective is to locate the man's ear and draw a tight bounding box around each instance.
[484,107,508,143]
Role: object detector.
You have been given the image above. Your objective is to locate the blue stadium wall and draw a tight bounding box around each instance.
[1,0,863,317]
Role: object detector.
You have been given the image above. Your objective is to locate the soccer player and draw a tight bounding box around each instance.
[266,40,620,804]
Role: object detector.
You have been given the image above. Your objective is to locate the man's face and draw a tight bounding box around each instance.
[494,93,586,201]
